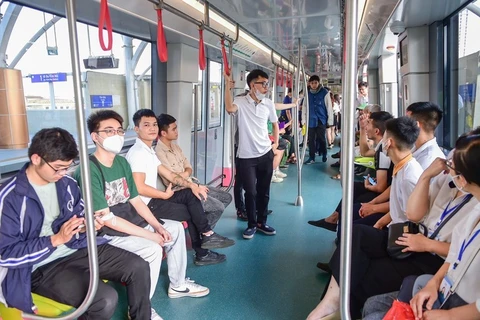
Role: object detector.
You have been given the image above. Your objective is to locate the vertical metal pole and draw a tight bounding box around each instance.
[226,40,236,191]
[49,81,56,111]
[23,4,99,319]
[193,84,199,177]
[294,38,303,206]
[339,0,358,319]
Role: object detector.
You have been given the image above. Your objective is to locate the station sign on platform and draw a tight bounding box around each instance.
[91,95,114,108]
[30,73,67,83]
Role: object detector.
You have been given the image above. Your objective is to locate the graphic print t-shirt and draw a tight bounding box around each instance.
[74,156,139,212]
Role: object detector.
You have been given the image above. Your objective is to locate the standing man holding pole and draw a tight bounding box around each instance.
[224,69,279,240]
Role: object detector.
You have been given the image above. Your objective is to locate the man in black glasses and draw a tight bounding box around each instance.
[224,69,278,239]
[0,128,152,319]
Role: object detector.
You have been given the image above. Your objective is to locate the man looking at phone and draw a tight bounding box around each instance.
[125,109,234,266]
[0,128,152,319]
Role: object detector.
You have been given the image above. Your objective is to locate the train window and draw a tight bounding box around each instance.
[450,2,480,138]
[2,3,152,143]
[208,61,223,128]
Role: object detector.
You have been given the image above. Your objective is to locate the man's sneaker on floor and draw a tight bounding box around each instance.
[274,169,287,178]
[201,232,235,249]
[331,161,340,168]
[243,226,257,239]
[194,251,226,266]
[236,209,247,221]
[271,174,283,183]
[332,152,340,159]
[322,154,328,162]
[305,158,315,164]
[168,278,210,298]
[151,308,164,320]
[257,224,276,235]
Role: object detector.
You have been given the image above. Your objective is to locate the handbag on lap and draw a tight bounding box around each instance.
[387,195,473,259]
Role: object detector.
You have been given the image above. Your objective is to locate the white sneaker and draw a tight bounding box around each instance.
[271,174,283,183]
[151,308,164,320]
[168,278,210,298]
[275,169,287,178]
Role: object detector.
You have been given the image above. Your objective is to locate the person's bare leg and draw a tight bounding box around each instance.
[273,149,284,169]
[307,276,340,320]
[325,211,339,223]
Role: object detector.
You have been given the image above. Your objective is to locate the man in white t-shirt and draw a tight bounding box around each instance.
[406,101,446,169]
[224,69,278,239]
[125,109,235,266]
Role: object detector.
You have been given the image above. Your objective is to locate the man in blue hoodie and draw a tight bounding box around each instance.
[303,75,333,163]
[0,128,151,319]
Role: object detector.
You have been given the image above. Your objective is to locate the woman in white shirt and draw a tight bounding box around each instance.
[363,131,480,320]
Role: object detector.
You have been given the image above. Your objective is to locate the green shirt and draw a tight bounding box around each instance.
[74,155,139,212]
[30,182,76,271]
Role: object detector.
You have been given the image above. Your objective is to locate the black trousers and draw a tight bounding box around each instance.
[31,244,151,320]
[329,225,444,319]
[282,134,295,156]
[237,150,274,228]
[148,189,210,256]
[308,121,327,159]
[234,145,245,212]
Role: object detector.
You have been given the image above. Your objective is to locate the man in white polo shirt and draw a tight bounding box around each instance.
[225,69,279,239]
[406,101,445,169]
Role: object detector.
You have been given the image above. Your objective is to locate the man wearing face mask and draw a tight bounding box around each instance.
[302,75,333,164]
[224,69,278,239]
[74,110,210,320]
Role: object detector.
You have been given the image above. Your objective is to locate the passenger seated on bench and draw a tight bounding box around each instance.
[155,113,232,228]
[356,101,445,230]
[0,128,151,320]
[307,116,423,320]
[308,111,394,232]
[363,131,480,320]
[74,111,210,320]
[125,109,234,267]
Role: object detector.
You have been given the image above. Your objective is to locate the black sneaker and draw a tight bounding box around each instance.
[201,233,235,249]
[307,219,337,232]
[322,154,328,162]
[236,209,247,221]
[194,251,226,266]
[332,152,340,159]
[331,161,340,168]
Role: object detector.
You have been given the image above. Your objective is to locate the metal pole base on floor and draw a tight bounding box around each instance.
[295,196,304,206]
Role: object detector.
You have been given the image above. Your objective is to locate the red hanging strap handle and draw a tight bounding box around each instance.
[221,38,230,76]
[198,29,206,70]
[280,68,284,86]
[276,66,281,86]
[156,9,168,62]
[98,0,113,51]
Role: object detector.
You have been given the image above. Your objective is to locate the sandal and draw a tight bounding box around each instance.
[287,155,297,164]
[331,174,341,180]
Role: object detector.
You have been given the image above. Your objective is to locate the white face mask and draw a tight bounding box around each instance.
[381,139,390,156]
[255,89,266,101]
[450,174,468,194]
[100,135,124,154]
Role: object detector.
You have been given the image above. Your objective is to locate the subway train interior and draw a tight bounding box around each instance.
[0,0,480,319]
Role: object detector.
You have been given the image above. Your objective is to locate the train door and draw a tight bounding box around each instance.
[191,60,225,185]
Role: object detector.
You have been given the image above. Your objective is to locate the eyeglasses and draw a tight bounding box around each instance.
[445,158,461,174]
[40,157,75,175]
[95,128,126,137]
[254,81,269,88]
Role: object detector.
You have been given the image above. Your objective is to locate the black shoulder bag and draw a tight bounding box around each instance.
[387,194,473,259]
